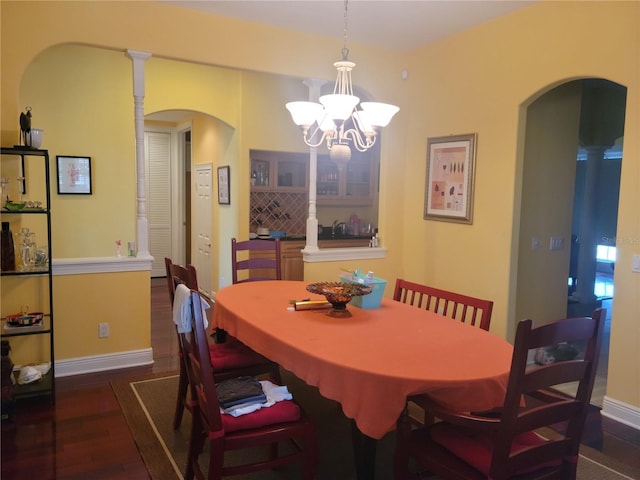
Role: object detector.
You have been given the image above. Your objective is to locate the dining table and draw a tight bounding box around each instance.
[212,280,513,479]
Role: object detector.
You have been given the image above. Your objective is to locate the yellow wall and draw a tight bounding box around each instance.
[18,44,137,257]
[53,271,150,358]
[398,1,639,408]
[1,1,638,414]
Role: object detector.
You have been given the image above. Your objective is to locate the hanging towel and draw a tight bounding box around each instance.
[172,283,210,333]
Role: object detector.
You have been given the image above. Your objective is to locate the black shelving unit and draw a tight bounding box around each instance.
[1,146,55,403]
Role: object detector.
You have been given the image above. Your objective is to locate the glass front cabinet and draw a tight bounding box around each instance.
[250,150,308,193]
[249,149,377,206]
[317,150,377,206]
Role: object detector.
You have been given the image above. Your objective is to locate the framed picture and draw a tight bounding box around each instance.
[56,155,92,195]
[217,166,230,205]
[424,133,477,224]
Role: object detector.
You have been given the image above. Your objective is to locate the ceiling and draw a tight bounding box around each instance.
[148,1,536,123]
[161,1,536,51]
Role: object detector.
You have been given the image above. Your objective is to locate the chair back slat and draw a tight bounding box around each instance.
[232,237,282,284]
[393,278,493,331]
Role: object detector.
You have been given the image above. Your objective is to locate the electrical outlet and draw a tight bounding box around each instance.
[98,322,109,338]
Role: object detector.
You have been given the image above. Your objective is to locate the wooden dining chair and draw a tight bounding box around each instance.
[393,278,493,330]
[394,308,605,480]
[231,237,282,284]
[394,278,494,425]
[164,257,281,430]
[180,290,318,480]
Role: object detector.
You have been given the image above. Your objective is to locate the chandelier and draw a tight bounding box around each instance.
[286,0,399,166]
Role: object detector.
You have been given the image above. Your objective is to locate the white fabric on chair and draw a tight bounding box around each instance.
[173,283,209,333]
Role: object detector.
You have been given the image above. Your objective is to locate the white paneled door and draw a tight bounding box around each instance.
[194,164,213,298]
[145,131,172,277]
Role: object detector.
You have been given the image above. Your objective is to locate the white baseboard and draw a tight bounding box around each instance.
[54,348,154,377]
[602,395,640,431]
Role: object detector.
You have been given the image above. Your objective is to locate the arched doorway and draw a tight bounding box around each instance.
[515,78,626,406]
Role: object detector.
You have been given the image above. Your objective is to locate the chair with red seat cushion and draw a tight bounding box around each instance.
[164,257,280,430]
[394,278,494,426]
[393,308,604,480]
[231,237,282,284]
[180,290,318,480]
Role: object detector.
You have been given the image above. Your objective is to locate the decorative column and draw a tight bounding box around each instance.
[573,145,607,304]
[125,50,152,258]
[302,79,327,254]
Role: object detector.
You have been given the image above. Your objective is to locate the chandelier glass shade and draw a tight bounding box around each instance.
[285,1,398,166]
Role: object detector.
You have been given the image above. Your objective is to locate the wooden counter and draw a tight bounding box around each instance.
[251,238,371,281]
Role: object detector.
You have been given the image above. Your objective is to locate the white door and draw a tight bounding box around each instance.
[194,164,213,298]
[145,131,172,277]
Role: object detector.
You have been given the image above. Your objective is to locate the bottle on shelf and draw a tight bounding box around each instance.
[256,164,266,186]
[1,222,15,271]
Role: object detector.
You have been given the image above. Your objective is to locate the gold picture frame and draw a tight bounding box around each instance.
[424,133,477,224]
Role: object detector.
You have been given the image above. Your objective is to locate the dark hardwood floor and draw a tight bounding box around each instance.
[1,278,639,479]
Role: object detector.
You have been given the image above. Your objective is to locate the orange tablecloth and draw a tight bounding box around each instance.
[213,281,513,439]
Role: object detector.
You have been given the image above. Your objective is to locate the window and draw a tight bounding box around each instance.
[596,245,616,262]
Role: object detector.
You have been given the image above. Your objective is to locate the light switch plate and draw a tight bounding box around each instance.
[632,254,640,273]
[549,236,565,250]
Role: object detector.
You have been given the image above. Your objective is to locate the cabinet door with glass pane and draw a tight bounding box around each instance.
[317,150,376,206]
[250,150,307,193]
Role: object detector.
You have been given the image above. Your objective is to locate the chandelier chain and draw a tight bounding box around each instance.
[342,0,349,60]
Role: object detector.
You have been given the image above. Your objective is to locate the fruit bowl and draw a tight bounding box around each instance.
[306,282,372,317]
[4,201,26,212]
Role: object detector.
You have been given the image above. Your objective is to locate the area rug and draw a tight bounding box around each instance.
[112,371,638,480]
